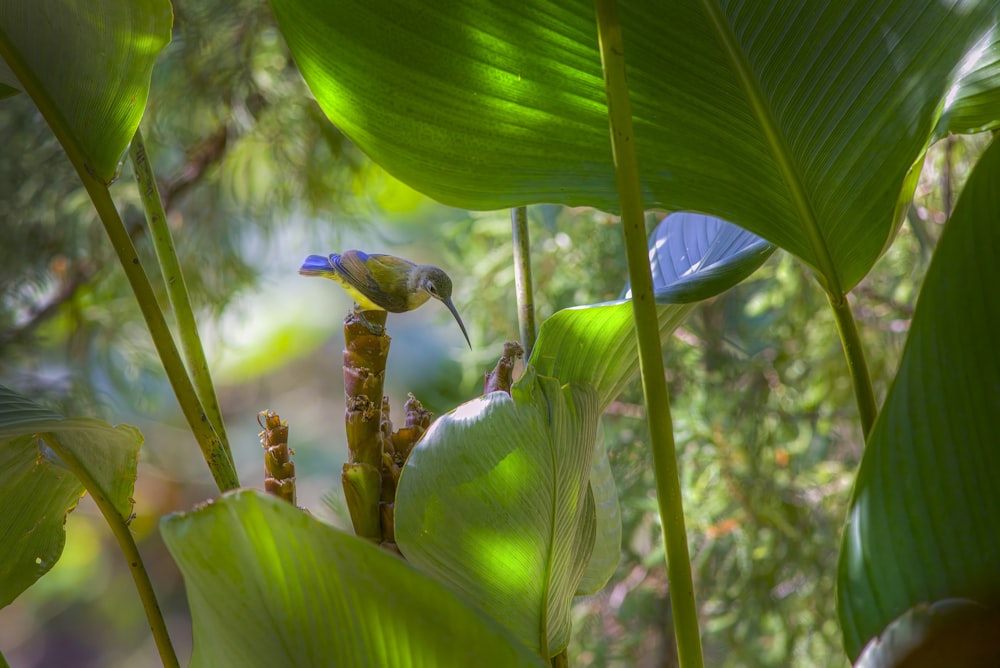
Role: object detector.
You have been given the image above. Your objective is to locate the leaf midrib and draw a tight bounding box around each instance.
[698,1,844,297]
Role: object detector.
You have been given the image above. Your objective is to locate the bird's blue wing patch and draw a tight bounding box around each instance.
[298,255,335,277]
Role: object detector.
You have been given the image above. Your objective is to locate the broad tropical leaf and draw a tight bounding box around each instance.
[0,435,83,609]
[624,212,775,303]
[530,301,694,413]
[837,137,1000,659]
[0,0,172,182]
[269,0,997,292]
[161,490,544,667]
[0,385,141,607]
[395,370,599,658]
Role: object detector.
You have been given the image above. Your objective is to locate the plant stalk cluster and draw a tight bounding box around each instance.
[259,410,296,506]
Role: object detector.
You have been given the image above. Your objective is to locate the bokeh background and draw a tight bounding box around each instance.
[0,2,989,666]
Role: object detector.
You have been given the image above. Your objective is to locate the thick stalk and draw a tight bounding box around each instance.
[342,309,390,541]
[829,293,878,438]
[380,392,432,549]
[48,434,179,668]
[511,206,537,357]
[129,131,233,465]
[593,1,705,666]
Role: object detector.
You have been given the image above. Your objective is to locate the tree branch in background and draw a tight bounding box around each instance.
[161,125,229,210]
[0,127,231,348]
[0,260,97,346]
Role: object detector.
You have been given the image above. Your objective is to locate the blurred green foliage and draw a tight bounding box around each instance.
[0,0,990,665]
[0,0,362,418]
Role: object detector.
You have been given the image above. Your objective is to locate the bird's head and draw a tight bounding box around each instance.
[415,265,471,348]
[416,266,454,303]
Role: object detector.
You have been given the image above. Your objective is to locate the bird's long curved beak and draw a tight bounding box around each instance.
[443,298,472,349]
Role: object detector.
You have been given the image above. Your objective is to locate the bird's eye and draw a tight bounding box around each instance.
[428,285,438,295]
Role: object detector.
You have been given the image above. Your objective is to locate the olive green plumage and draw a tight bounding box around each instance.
[299,250,471,347]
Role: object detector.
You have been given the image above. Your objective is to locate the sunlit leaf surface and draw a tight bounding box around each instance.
[161,490,544,667]
[0,0,172,182]
[270,0,996,291]
[937,28,1000,137]
[395,370,599,658]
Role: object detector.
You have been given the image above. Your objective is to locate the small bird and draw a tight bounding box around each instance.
[299,250,472,348]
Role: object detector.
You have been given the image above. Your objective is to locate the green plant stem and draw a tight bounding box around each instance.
[593,2,704,667]
[829,293,878,439]
[511,206,537,357]
[0,38,240,491]
[0,35,239,492]
[129,130,233,466]
[47,434,180,668]
[91,184,240,491]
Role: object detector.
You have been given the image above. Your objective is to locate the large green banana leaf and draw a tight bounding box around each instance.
[395,371,599,658]
[161,490,545,667]
[0,0,172,183]
[268,0,998,293]
[837,137,1000,660]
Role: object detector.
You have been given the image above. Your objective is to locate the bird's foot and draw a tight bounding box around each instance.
[353,305,386,336]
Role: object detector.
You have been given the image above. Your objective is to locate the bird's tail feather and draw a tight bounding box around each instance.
[298,255,336,277]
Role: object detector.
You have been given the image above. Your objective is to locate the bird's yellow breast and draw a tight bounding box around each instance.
[328,273,385,311]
